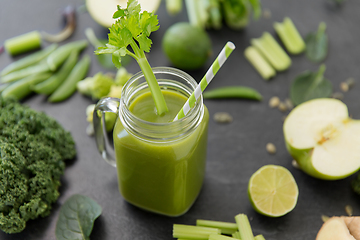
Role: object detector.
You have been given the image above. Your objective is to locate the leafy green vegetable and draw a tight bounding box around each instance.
[85,28,131,69]
[305,22,328,63]
[77,72,115,100]
[115,67,133,86]
[95,0,168,115]
[222,0,261,29]
[55,194,102,240]
[290,64,332,106]
[0,97,76,234]
[77,68,132,101]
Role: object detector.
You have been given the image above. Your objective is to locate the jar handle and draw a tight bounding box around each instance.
[93,97,120,168]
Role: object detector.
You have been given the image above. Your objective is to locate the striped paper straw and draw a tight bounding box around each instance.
[173,41,235,121]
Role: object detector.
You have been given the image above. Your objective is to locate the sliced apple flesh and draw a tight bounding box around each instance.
[284,98,360,180]
[86,0,161,28]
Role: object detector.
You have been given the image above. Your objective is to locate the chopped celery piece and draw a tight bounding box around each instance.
[209,234,239,240]
[196,219,238,235]
[173,224,220,239]
[232,231,241,239]
[251,32,291,71]
[244,46,276,80]
[235,214,255,240]
[274,17,305,54]
[4,31,42,55]
[185,0,209,28]
[254,234,265,240]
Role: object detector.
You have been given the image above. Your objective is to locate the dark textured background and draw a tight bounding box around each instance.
[1,0,360,239]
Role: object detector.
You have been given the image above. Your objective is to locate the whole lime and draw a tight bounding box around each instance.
[162,22,212,70]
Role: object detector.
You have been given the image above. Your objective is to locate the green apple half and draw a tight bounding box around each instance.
[283,98,360,180]
[86,0,161,28]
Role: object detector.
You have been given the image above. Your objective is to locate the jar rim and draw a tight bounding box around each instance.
[120,67,202,126]
[119,67,204,141]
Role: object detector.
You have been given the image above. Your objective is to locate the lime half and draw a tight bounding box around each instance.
[248,165,299,217]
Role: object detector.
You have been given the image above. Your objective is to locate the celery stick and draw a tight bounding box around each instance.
[209,234,239,240]
[251,32,291,71]
[96,0,168,115]
[196,219,238,235]
[173,224,220,239]
[244,46,276,80]
[185,0,208,28]
[4,31,42,55]
[173,233,209,240]
[232,231,241,239]
[274,17,305,54]
[235,214,255,240]
[254,234,265,240]
[261,33,292,69]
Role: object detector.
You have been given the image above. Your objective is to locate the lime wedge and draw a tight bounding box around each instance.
[248,165,299,217]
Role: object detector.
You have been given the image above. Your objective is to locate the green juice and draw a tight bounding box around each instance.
[113,90,209,216]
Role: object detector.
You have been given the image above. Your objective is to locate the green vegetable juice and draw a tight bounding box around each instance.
[113,89,209,216]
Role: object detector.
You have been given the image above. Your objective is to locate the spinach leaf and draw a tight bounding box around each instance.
[290,65,333,106]
[55,194,102,240]
[305,22,328,63]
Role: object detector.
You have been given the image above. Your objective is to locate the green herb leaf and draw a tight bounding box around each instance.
[55,194,102,240]
[95,0,168,115]
[290,64,333,106]
[305,22,328,63]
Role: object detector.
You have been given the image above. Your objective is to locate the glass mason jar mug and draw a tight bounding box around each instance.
[93,67,209,217]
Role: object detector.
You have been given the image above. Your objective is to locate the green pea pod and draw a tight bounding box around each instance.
[48,55,91,102]
[47,40,88,71]
[1,44,58,77]
[0,62,51,83]
[203,86,262,101]
[1,72,52,100]
[0,83,10,93]
[33,51,79,95]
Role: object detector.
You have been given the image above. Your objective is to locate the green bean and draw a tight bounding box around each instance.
[1,72,52,100]
[203,86,262,101]
[4,31,42,56]
[47,40,88,71]
[0,62,51,83]
[48,55,90,102]
[1,44,57,77]
[33,51,79,95]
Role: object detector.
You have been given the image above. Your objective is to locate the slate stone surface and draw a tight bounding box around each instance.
[1,0,360,239]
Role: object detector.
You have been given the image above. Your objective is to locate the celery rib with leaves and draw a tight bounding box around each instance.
[95,0,168,115]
